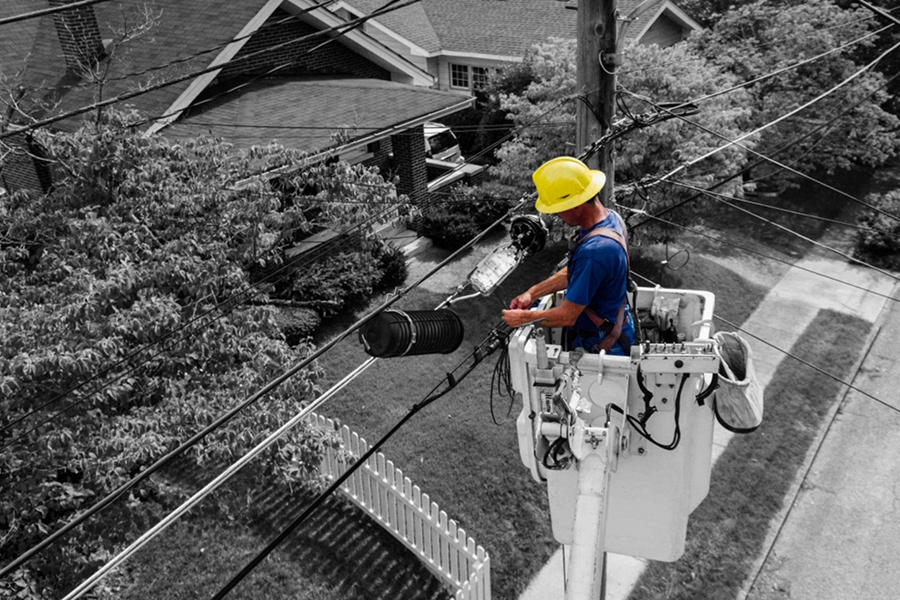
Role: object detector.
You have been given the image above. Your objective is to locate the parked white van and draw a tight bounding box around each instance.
[423,122,463,163]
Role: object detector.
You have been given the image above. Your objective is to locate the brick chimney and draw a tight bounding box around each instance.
[49,0,105,73]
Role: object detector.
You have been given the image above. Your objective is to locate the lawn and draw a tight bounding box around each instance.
[627,310,871,600]
[313,238,771,600]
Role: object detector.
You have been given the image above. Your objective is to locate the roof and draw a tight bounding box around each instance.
[345,0,698,59]
[163,77,473,153]
[0,0,265,130]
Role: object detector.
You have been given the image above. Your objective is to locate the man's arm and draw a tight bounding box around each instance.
[508,267,569,309]
[502,298,585,329]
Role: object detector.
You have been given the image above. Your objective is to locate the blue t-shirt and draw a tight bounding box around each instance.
[565,212,633,352]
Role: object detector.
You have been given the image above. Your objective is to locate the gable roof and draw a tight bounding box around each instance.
[163,77,472,155]
[345,0,699,60]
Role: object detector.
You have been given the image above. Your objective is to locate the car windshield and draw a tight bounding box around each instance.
[427,131,458,155]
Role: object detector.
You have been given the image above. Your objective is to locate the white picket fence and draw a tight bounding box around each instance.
[307,413,491,600]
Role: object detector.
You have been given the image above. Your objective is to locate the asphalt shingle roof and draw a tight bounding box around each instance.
[1,0,265,130]
[164,77,470,152]
[347,0,674,58]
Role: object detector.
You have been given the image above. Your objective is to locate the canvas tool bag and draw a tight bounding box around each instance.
[712,331,764,433]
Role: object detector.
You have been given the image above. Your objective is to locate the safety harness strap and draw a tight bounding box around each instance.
[573,212,631,353]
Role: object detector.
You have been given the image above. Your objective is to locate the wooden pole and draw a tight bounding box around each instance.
[576,0,617,206]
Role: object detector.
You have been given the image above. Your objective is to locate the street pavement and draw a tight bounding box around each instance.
[518,252,898,600]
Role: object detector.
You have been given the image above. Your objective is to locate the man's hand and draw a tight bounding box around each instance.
[509,291,533,310]
[502,309,541,328]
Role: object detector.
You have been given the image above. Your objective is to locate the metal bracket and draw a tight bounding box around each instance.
[600,52,623,66]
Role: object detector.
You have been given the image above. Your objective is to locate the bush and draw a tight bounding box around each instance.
[271,306,322,344]
[287,247,383,317]
[419,184,513,251]
[372,240,408,290]
[855,190,900,270]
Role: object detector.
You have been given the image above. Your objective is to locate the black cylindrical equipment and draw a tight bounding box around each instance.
[359,309,465,358]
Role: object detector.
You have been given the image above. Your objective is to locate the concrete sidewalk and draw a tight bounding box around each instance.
[519,254,897,600]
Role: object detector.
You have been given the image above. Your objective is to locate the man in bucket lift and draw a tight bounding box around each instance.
[502,157,635,356]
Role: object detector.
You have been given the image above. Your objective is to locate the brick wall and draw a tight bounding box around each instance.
[220,10,391,80]
[1,134,53,194]
[362,137,393,175]
[391,126,427,204]
[49,0,105,73]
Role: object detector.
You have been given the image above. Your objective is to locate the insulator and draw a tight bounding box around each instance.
[359,309,464,358]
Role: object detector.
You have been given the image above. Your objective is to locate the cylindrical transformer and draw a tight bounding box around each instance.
[359,309,465,358]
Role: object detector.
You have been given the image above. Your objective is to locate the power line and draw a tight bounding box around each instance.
[647,36,900,188]
[0,0,112,27]
[625,206,900,305]
[625,68,900,231]
[629,271,899,415]
[0,202,400,444]
[209,324,509,600]
[0,0,421,140]
[0,188,528,582]
[663,177,900,283]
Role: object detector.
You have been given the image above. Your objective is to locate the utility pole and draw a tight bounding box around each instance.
[576,0,617,206]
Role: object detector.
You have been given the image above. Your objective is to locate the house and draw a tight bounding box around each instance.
[0,0,475,201]
[340,0,701,93]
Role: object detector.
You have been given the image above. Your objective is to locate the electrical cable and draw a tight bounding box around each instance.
[0,181,530,582]
[0,0,112,27]
[209,322,511,600]
[743,323,885,598]
[33,0,341,95]
[624,206,900,305]
[0,195,406,441]
[2,57,579,443]
[625,67,900,231]
[0,0,422,140]
[625,86,900,226]
[489,342,515,426]
[2,86,580,575]
[663,177,900,283]
[646,36,900,191]
[628,271,900,416]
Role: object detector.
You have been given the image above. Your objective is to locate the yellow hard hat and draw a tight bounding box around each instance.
[532,157,606,214]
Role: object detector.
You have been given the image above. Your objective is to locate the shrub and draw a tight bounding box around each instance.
[287,248,384,317]
[855,190,900,270]
[419,184,513,251]
[372,240,408,290]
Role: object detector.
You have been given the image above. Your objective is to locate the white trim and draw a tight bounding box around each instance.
[145,0,282,136]
[284,0,434,86]
[436,49,523,63]
[341,0,434,57]
[630,1,701,47]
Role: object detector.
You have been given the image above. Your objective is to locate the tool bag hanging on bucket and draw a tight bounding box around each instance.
[712,331,763,433]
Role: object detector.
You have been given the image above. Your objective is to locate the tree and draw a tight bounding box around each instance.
[0,109,405,595]
[488,38,754,238]
[689,0,900,191]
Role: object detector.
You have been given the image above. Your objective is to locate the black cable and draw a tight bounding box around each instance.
[0,171,531,580]
[626,68,900,231]
[630,208,900,305]
[0,0,420,140]
[210,323,510,600]
[1,199,404,442]
[0,0,112,27]
[489,341,515,426]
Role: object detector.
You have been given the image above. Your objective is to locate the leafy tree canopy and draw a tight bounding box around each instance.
[0,109,404,593]
[488,38,754,237]
[688,0,900,189]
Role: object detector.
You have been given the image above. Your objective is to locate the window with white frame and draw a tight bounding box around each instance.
[450,63,469,89]
[472,66,491,91]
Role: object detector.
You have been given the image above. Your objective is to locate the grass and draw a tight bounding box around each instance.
[312,240,770,600]
[99,470,450,600]
[627,310,871,600]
